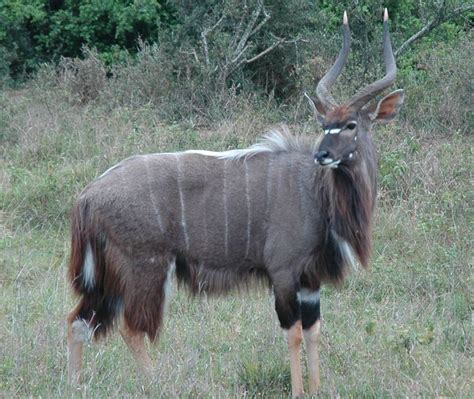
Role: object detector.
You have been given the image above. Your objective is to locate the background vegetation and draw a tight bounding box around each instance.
[1,0,472,397]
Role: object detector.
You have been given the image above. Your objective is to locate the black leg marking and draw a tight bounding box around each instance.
[274,283,301,330]
[299,289,321,330]
[301,299,320,330]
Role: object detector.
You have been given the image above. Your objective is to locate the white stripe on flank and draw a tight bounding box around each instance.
[298,164,307,217]
[245,161,251,257]
[297,289,320,304]
[144,156,164,232]
[163,260,176,312]
[83,243,95,289]
[266,159,272,219]
[175,154,190,249]
[202,166,209,252]
[223,161,229,258]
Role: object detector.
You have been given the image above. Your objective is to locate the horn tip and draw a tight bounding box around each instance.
[343,10,348,25]
[384,8,389,22]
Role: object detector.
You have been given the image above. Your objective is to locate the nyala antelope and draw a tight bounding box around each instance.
[67,9,404,397]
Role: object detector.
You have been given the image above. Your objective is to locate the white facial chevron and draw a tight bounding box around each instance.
[324,128,341,135]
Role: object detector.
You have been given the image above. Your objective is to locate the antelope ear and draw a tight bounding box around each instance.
[368,89,405,122]
[304,93,326,125]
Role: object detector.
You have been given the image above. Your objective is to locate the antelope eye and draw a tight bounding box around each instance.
[346,122,357,130]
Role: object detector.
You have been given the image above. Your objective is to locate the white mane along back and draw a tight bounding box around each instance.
[186,126,317,160]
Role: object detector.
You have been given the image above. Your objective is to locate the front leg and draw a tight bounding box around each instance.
[300,288,321,394]
[287,321,304,398]
[273,281,304,398]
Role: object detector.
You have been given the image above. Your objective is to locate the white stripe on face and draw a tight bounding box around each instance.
[324,128,341,135]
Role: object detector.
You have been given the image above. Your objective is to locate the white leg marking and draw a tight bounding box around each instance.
[223,160,229,258]
[297,288,320,304]
[175,154,190,249]
[71,319,93,344]
[83,244,95,289]
[144,156,164,232]
[244,161,251,258]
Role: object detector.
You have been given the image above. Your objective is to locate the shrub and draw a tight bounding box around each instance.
[0,0,173,81]
[397,35,472,134]
[58,47,107,104]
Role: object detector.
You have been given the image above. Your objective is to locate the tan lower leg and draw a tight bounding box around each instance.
[119,321,153,376]
[287,321,304,398]
[67,316,90,385]
[304,320,321,394]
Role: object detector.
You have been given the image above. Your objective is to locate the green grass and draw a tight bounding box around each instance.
[1,80,473,397]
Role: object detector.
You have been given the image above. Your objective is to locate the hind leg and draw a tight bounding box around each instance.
[67,300,91,385]
[119,319,153,377]
[119,257,175,377]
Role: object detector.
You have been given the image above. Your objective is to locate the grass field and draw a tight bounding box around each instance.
[1,69,472,398]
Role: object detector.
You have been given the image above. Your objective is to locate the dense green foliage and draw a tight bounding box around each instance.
[1,0,471,93]
[0,0,173,82]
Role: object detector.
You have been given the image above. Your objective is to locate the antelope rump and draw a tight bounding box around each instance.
[67,9,404,397]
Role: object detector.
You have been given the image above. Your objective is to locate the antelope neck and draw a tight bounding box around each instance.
[325,157,374,269]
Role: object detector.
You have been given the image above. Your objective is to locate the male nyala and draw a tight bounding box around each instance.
[67,9,404,397]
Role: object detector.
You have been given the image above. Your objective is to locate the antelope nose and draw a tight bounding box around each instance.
[315,150,329,164]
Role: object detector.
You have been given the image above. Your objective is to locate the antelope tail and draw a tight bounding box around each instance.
[67,201,121,338]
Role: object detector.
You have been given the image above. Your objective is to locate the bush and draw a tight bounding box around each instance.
[0,0,173,81]
[58,47,107,104]
[397,35,472,134]
[2,0,471,124]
